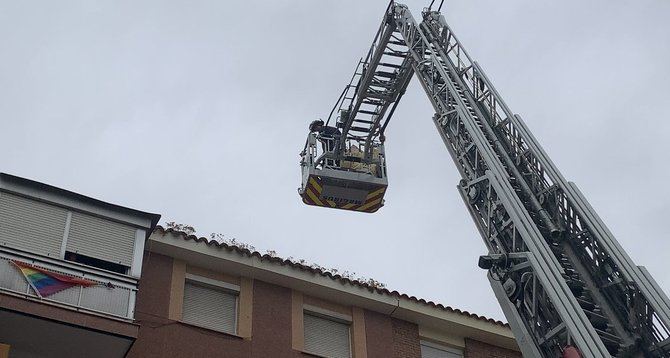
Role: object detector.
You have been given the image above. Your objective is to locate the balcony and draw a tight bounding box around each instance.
[0,172,160,357]
[0,245,137,319]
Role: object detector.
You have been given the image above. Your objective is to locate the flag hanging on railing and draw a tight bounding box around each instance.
[11,260,97,298]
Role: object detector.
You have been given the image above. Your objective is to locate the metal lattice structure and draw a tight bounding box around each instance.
[302,2,670,357]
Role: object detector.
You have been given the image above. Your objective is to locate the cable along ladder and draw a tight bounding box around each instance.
[299,3,670,357]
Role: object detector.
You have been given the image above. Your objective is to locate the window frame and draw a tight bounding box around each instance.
[302,305,353,358]
[181,273,240,335]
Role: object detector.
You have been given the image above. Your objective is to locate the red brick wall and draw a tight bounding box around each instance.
[391,318,421,358]
[128,253,315,358]
[249,280,293,358]
[134,252,173,318]
[362,310,422,358]
[364,310,393,357]
[464,338,522,358]
[128,251,518,358]
[128,252,250,358]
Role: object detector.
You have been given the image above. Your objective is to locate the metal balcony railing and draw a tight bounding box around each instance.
[0,245,137,320]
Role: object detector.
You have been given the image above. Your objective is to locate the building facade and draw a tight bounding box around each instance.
[128,227,521,358]
[0,173,159,357]
[0,173,521,357]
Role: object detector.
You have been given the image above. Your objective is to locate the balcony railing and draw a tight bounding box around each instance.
[0,245,137,320]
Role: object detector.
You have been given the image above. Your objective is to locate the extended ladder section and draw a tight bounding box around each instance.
[298,2,414,213]
[315,2,670,356]
[334,1,414,159]
[398,5,670,356]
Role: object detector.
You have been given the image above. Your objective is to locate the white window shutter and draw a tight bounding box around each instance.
[420,341,464,358]
[304,312,351,358]
[66,212,136,266]
[182,281,237,334]
[0,193,67,257]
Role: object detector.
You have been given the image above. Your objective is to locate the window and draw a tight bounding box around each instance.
[303,310,351,358]
[66,211,137,267]
[64,251,128,274]
[182,274,238,334]
[421,341,464,358]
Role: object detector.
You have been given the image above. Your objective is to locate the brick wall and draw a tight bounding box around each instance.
[250,280,293,358]
[364,310,393,357]
[391,318,421,358]
[134,252,173,318]
[128,253,318,358]
[128,253,250,358]
[362,310,423,358]
[129,251,519,358]
[464,338,522,358]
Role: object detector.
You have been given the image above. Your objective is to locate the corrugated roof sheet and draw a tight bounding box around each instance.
[154,225,509,328]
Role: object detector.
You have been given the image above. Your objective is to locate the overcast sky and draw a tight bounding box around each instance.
[1,0,669,321]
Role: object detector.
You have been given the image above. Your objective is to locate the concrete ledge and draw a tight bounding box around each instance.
[0,290,139,339]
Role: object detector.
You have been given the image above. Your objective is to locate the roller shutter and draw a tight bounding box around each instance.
[0,192,67,257]
[66,212,136,266]
[420,341,464,358]
[182,281,237,334]
[304,312,351,358]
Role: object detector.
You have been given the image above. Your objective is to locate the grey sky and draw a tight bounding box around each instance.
[1,0,669,321]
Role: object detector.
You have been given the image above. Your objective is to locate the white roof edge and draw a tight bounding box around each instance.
[147,230,518,350]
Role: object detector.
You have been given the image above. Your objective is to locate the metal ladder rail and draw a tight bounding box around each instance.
[389,4,611,356]
[437,47,615,357]
[425,11,670,340]
[422,8,668,352]
[424,38,625,353]
[419,13,636,355]
[421,10,670,356]
[336,3,415,158]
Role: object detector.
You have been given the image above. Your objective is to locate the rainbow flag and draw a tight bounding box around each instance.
[11,260,97,297]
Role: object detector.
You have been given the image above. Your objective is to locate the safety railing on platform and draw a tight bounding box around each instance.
[0,245,137,320]
[301,132,387,179]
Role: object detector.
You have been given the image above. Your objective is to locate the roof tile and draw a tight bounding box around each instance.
[154,225,508,328]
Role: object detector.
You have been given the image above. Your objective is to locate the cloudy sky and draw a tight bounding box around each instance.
[1,0,669,321]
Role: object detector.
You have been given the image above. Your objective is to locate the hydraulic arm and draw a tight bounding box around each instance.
[302,3,670,356]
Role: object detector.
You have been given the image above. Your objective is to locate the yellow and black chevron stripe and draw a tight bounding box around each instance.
[301,175,386,213]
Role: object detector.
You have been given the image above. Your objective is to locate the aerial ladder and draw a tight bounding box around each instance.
[298,2,670,357]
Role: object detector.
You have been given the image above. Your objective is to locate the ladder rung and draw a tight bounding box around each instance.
[362,99,384,106]
[353,119,375,125]
[375,71,397,79]
[383,51,408,58]
[349,126,370,132]
[594,328,622,343]
[584,310,608,327]
[380,62,402,69]
[365,92,393,101]
[358,109,378,115]
[369,82,396,90]
[576,297,596,311]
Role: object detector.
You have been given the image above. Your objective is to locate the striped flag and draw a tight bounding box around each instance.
[11,260,96,297]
